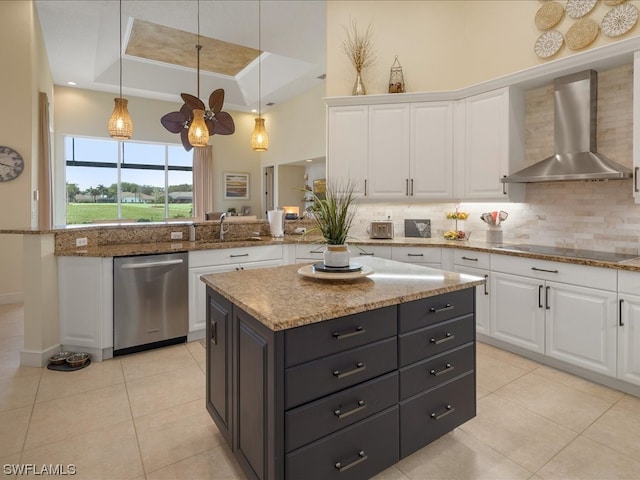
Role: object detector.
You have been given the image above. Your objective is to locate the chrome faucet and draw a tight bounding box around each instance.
[219,212,230,240]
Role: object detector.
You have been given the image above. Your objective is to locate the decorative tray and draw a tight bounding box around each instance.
[312,262,363,273]
[298,264,374,280]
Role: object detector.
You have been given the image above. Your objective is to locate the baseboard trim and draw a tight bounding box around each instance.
[0,292,24,305]
[188,329,205,342]
[20,344,61,367]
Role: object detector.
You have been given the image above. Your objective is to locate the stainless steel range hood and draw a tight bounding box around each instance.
[501,70,632,183]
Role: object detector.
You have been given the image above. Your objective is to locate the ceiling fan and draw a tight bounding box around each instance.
[160,88,235,152]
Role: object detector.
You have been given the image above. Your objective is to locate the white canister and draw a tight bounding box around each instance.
[323,245,350,268]
[267,209,285,238]
[486,227,503,244]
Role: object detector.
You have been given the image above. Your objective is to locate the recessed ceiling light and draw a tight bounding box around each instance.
[306,159,313,162]
[251,108,257,113]
[67,81,77,86]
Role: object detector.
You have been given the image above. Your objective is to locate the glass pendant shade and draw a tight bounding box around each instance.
[188,109,209,147]
[251,117,269,152]
[108,97,133,140]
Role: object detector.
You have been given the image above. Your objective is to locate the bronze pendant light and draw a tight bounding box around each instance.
[187,0,209,148]
[251,0,269,152]
[108,0,133,140]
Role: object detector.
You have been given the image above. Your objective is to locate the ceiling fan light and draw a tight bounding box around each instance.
[108,97,133,140]
[251,117,269,152]
[188,109,209,147]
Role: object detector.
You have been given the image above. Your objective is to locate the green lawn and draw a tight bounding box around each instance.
[67,203,192,224]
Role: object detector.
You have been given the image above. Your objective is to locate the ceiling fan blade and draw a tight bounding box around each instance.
[180,103,193,121]
[180,129,193,152]
[160,111,186,134]
[205,119,216,135]
[180,93,205,111]
[209,89,224,113]
[213,111,235,135]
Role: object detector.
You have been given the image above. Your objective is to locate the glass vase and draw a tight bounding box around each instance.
[352,71,366,96]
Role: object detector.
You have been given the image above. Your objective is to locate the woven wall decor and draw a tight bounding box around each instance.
[566,0,598,19]
[565,18,600,49]
[603,0,627,6]
[601,3,638,37]
[534,30,564,58]
[535,1,565,30]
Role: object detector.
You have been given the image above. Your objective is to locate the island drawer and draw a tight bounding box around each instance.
[286,406,399,480]
[400,344,474,400]
[400,372,475,458]
[285,337,397,409]
[399,288,473,333]
[399,315,474,367]
[285,306,397,367]
[285,372,398,452]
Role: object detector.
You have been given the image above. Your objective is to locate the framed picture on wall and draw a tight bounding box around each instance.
[223,172,250,199]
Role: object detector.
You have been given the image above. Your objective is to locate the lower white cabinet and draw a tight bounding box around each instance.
[391,246,440,268]
[188,245,284,339]
[454,266,490,336]
[58,256,113,359]
[490,254,618,375]
[617,270,640,387]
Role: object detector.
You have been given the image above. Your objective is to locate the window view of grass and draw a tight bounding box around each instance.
[66,203,192,224]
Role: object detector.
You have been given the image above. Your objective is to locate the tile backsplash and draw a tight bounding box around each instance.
[353,63,640,255]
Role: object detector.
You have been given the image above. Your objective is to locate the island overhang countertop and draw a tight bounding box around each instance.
[200,256,485,331]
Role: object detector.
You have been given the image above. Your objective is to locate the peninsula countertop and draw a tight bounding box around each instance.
[200,256,485,331]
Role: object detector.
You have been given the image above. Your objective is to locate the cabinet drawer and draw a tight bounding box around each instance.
[618,270,640,296]
[392,246,441,264]
[399,315,474,367]
[400,372,475,458]
[286,406,399,480]
[352,245,392,259]
[295,243,326,260]
[453,250,490,269]
[189,244,283,267]
[285,306,397,367]
[285,337,397,409]
[399,288,474,333]
[285,372,398,452]
[400,344,474,400]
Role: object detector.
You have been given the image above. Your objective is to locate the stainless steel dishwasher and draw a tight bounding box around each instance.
[113,252,188,356]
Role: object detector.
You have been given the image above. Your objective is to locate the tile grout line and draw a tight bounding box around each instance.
[122,360,148,480]
[17,367,44,462]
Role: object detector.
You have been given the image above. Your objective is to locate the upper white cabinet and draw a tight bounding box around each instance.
[454,87,525,201]
[634,51,640,203]
[327,105,368,196]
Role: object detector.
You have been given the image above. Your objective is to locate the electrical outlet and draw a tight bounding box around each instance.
[385,210,392,220]
[170,231,183,240]
[75,237,88,247]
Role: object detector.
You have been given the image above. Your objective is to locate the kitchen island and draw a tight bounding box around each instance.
[200,256,485,480]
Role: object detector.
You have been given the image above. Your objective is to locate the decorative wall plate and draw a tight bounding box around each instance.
[565,18,599,49]
[566,0,598,19]
[534,30,564,58]
[535,1,565,30]
[601,3,639,37]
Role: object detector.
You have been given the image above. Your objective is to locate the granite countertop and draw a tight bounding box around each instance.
[200,256,485,331]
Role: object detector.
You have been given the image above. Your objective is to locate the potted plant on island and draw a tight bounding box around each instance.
[307,180,358,268]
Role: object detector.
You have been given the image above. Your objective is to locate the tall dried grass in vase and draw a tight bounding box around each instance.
[342,20,376,95]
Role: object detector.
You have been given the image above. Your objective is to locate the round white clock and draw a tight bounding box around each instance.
[0,146,24,182]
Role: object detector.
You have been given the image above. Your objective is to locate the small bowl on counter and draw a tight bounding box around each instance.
[66,352,91,368]
[49,351,74,365]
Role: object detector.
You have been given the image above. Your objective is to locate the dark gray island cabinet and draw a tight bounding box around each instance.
[201,258,481,480]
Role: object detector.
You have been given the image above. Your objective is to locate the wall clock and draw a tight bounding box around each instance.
[0,146,24,182]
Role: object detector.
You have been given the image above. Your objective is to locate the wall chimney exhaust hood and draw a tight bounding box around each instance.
[501,70,632,184]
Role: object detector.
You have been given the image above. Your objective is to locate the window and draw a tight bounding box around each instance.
[64,136,193,224]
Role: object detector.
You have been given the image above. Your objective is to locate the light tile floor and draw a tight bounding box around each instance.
[1,303,640,479]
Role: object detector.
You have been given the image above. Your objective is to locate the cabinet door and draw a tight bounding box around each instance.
[368,103,411,198]
[410,102,454,199]
[454,265,490,336]
[206,289,233,444]
[490,272,545,353]
[545,282,617,376]
[619,294,640,386]
[327,105,368,196]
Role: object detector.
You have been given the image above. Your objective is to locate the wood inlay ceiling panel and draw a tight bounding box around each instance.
[126,19,259,76]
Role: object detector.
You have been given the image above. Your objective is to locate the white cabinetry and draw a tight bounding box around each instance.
[188,245,284,340]
[490,254,617,375]
[453,251,490,335]
[391,246,441,269]
[58,256,113,360]
[617,270,640,386]
[327,105,368,196]
[634,51,640,203]
[454,87,525,201]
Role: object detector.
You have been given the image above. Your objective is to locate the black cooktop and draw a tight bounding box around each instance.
[493,243,639,263]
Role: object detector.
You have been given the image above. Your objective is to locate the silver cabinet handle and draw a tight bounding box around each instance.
[410,178,414,196]
[431,404,455,420]
[531,267,558,273]
[538,285,543,309]
[358,252,374,256]
[430,304,453,313]
[310,249,324,254]
[484,274,489,295]
[230,253,249,258]
[430,333,454,345]
[333,326,365,340]
[405,178,409,196]
[333,362,366,379]
[407,253,424,257]
[461,256,478,261]
[635,167,639,193]
[335,451,367,472]
[430,363,455,377]
[620,299,625,326]
[333,400,367,419]
[120,259,183,269]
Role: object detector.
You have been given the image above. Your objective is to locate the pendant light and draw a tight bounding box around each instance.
[187,0,209,147]
[251,0,269,152]
[108,0,133,140]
